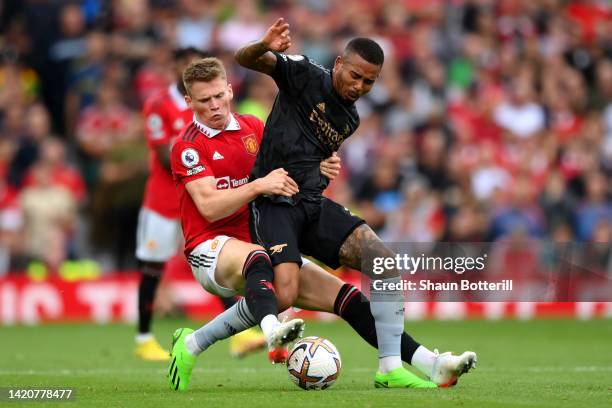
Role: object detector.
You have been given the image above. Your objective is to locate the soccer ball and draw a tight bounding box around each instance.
[287,336,341,390]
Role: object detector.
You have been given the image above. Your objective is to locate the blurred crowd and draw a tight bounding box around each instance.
[0,0,611,274]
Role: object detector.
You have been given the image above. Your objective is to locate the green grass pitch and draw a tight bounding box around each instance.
[1,318,611,407]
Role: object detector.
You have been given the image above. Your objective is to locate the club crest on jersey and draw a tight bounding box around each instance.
[242,134,259,156]
[211,239,220,251]
[181,148,199,168]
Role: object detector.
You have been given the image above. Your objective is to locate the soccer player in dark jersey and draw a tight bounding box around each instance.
[235,18,476,388]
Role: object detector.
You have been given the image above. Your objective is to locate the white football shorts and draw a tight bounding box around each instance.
[135,207,182,262]
[187,235,311,298]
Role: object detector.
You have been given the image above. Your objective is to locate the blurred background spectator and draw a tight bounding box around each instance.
[0,0,610,274]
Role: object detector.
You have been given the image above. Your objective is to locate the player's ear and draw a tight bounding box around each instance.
[333,56,343,73]
[184,93,192,109]
[227,83,234,101]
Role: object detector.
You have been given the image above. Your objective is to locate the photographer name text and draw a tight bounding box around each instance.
[372,279,513,292]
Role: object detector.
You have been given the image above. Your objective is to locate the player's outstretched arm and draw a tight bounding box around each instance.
[186,169,299,222]
[234,18,292,75]
[320,152,341,181]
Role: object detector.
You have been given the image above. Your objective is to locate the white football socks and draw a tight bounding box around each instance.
[135,333,154,344]
[259,314,280,342]
[184,333,202,356]
[379,355,403,373]
[411,345,437,377]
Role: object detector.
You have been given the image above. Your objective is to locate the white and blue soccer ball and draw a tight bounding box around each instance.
[287,336,341,390]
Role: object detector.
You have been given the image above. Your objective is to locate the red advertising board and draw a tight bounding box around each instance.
[1,274,611,324]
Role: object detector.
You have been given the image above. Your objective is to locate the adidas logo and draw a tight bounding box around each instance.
[213,151,224,160]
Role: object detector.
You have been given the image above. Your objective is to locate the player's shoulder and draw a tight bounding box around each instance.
[172,122,205,161]
[234,113,264,131]
[278,53,329,74]
[175,121,201,147]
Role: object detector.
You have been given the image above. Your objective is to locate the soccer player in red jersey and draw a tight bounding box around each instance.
[168,57,309,391]
[135,48,265,361]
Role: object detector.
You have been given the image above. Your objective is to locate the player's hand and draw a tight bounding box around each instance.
[257,168,299,197]
[262,18,292,52]
[320,152,341,181]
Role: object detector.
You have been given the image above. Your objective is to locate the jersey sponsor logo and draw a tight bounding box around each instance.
[216,176,230,190]
[309,108,347,151]
[231,176,249,188]
[186,165,204,176]
[241,134,259,156]
[215,176,249,190]
[212,151,224,160]
[181,148,199,168]
[269,243,288,255]
[147,113,165,139]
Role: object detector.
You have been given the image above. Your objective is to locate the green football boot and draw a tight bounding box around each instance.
[168,328,196,391]
[374,367,438,389]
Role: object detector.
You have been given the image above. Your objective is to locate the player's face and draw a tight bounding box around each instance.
[185,77,234,130]
[333,53,381,103]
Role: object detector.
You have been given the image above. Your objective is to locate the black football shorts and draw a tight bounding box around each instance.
[249,197,365,269]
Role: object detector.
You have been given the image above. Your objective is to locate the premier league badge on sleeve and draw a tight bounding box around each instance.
[181,148,199,168]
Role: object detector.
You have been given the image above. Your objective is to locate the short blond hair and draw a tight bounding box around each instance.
[182,57,227,95]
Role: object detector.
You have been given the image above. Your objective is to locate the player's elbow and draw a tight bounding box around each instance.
[202,210,222,223]
[197,202,222,223]
[234,49,246,67]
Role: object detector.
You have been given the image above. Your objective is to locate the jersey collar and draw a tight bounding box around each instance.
[169,84,188,110]
[192,113,241,138]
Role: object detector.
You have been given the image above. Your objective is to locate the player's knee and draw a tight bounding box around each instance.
[275,273,299,311]
[276,285,298,312]
[273,263,300,311]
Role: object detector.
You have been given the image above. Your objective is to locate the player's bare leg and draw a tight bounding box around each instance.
[271,262,300,311]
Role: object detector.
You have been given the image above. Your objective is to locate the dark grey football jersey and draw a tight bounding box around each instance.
[251,52,360,205]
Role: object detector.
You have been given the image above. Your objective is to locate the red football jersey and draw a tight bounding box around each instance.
[171,113,264,255]
[142,84,192,218]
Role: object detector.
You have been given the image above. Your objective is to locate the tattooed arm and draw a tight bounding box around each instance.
[234,18,292,75]
[339,224,398,280]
